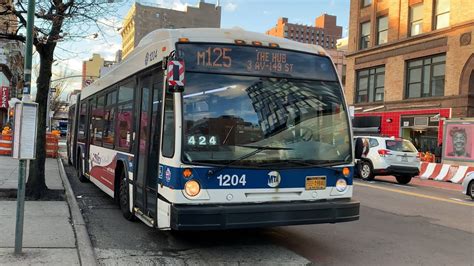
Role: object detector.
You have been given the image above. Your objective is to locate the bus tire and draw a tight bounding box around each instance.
[119,170,135,221]
[395,175,412,185]
[76,155,88,183]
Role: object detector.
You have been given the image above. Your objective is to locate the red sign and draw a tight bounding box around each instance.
[0,86,8,109]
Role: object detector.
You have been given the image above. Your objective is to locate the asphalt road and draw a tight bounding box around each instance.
[60,140,473,265]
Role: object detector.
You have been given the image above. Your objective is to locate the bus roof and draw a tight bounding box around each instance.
[80,27,328,100]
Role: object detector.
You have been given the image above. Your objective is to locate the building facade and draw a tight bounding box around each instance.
[120,1,221,59]
[0,0,24,127]
[346,0,474,153]
[82,54,116,88]
[266,14,343,50]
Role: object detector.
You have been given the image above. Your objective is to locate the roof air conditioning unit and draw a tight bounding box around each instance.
[414,117,428,126]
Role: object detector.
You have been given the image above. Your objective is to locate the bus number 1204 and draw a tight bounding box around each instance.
[217,174,247,187]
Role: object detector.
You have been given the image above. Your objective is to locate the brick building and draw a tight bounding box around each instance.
[266,14,343,50]
[346,0,474,153]
[266,14,346,83]
[120,1,221,59]
[0,0,24,127]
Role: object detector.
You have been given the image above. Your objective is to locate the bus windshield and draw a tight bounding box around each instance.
[182,73,351,167]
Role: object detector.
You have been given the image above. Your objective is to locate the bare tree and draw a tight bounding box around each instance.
[50,82,66,115]
[2,0,127,199]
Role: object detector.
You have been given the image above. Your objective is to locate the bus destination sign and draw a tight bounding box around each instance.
[177,43,337,81]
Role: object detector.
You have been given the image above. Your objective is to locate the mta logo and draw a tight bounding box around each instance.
[267,171,281,188]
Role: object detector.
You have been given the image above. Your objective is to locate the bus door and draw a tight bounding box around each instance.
[133,73,162,220]
[84,98,94,174]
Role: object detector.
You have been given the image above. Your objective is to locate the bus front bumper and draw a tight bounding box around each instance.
[170,199,360,230]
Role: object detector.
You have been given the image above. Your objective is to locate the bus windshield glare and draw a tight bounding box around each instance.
[178,44,351,167]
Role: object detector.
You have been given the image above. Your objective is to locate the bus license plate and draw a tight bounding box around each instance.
[305,176,326,190]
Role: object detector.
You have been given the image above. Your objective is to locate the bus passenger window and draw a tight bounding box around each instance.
[78,103,87,142]
[103,107,115,147]
[92,96,105,146]
[117,103,133,150]
[162,93,175,157]
[118,83,134,103]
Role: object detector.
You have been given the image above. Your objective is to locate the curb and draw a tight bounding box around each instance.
[57,157,98,266]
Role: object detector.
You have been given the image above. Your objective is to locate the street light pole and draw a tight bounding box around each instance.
[15,0,36,255]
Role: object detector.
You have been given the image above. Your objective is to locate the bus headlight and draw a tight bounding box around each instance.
[335,178,347,192]
[184,180,201,197]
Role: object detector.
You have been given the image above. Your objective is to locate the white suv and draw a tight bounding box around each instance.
[354,136,420,184]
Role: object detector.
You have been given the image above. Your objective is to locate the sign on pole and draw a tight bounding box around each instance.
[0,86,9,109]
[12,102,38,159]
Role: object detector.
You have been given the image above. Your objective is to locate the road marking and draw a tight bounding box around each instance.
[449,197,473,203]
[355,182,474,207]
[392,184,416,189]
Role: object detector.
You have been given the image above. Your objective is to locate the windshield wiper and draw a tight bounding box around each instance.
[260,160,347,173]
[207,145,293,177]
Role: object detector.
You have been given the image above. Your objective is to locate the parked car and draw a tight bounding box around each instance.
[354,136,420,184]
[461,171,474,200]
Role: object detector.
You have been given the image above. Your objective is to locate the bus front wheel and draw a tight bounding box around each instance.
[119,170,135,221]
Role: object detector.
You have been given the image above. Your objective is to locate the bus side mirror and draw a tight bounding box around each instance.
[167,59,185,93]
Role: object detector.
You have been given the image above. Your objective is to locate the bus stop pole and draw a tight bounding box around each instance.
[15,0,36,255]
[14,160,27,254]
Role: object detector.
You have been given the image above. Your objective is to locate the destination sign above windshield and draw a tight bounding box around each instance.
[176,43,338,81]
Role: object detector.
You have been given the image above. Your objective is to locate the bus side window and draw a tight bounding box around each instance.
[116,103,133,150]
[162,93,175,158]
[92,95,105,146]
[103,90,117,148]
[116,80,135,152]
[78,102,87,142]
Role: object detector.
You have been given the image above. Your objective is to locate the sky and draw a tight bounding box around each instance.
[40,0,350,98]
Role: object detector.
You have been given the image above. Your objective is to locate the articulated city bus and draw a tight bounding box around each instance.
[67,28,359,230]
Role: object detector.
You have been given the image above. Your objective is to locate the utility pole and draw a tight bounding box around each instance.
[15,0,36,255]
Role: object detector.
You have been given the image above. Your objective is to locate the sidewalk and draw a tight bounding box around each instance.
[0,156,95,265]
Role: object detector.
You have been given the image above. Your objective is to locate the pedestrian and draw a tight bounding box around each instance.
[354,137,365,178]
[362,138,370,157]
[435,142,442,163]
[355,137,364,160]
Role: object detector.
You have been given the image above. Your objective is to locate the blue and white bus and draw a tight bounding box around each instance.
[68,28,359,230]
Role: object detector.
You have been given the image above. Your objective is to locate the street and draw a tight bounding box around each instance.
[63,157,474,265]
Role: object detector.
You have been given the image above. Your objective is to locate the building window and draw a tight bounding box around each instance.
[356,66,385,103]
[409,4,423,36]
[434,0,450,29]
[406,54,445,99]
[362,0,371,7]
[377,16,388,45]
[360,21,371,49]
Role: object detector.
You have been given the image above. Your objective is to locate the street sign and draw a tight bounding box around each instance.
[0,86,8,109]
[167,60,185,87]
[12,102,38,159]
[84,79,93,87]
